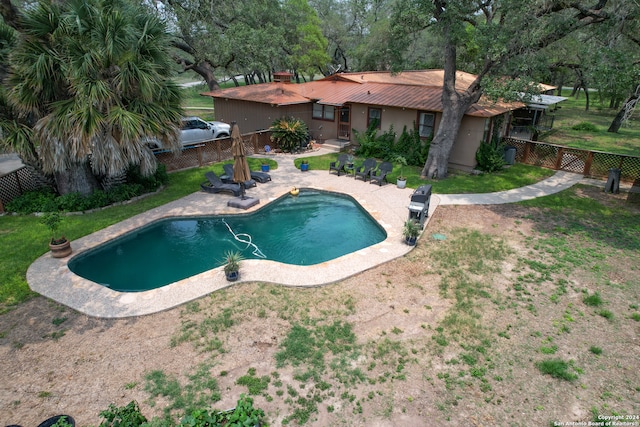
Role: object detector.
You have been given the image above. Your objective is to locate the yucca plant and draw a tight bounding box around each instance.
[270,117,308,152]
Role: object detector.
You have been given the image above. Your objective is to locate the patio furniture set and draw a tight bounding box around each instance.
[329,154,393,186]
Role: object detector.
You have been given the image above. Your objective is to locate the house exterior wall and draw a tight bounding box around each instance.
[213,99,312,133]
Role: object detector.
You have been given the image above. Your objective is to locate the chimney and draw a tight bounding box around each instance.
[273,72,293,83]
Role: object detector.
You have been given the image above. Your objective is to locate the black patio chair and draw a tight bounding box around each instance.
[354,158,377,181]
[329,153,349,176]
[200,171,242,196]
[369,161,393,186]
[222,164,257,188]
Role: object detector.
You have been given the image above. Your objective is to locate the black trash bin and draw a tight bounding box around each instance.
[503,146,517,165]
[605,168,621,194]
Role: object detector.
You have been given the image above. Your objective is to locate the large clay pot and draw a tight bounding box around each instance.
[49,239,72,258]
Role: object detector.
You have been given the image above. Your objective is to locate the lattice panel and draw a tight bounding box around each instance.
[0,167,40,205]
[525,144,558,169]
[559,148,588,173]
[590,152,640,182]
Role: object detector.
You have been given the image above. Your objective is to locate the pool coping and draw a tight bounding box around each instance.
[27,152,439,318]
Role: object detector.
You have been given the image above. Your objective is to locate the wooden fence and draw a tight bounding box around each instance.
[502,137,640,184]
[154,130,273,172]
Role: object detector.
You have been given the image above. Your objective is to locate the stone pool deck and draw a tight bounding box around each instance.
[27,148,430,318]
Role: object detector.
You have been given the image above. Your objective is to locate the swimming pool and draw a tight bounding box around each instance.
[68,189,387,292]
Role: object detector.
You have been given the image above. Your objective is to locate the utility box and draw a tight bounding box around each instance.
[408,185,432,228]
[504,146,517,165]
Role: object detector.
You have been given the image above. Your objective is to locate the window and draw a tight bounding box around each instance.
[368,108,381,129]
[418,112,435,138]
[312,103,335,121]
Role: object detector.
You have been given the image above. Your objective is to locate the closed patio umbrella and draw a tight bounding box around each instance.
[231,122,252,199]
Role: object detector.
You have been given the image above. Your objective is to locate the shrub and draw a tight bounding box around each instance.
[536,358,579,381]
[270,116,309,152]
[583,292,603,307]
[571,122,599,132]
[5,188,57,213]
[475,142,505,172]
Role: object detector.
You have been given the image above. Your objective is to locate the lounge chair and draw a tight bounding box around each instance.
[222,164,257,188]
[329,153,349,176]
[354,158,377,181]
[200,171,242,196]
[249,168,271,183]
[369,161,393,186]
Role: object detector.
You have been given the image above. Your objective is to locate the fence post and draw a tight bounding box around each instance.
[0,198,4,213]
[523,142,532,163]
[584,152,594,176]
[196,145,203,167]
[555,147,565,170]
[216,140,222,162]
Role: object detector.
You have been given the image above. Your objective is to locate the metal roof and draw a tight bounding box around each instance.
[203,70,526,117]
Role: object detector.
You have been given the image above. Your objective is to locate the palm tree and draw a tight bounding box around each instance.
[2,0,183,195]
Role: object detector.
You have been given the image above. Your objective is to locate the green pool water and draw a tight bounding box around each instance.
[68,189,387,292]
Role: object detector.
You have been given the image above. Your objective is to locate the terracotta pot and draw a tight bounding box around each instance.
[49,239,72,258]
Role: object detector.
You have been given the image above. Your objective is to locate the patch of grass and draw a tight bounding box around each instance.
[583,292,604,307]
[631,313,640,322]
[536,358,580,381]
[52,317,67,326]
[144,363,221,417]
[598,309,614,320]
[589,346,603,355]
[236,368,271,395]
[539,345,558,355]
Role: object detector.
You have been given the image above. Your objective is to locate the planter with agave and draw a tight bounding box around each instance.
[223,250,243,282]
[402,219,421,246]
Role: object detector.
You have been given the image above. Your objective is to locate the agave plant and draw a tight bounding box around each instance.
[269,117,308,152]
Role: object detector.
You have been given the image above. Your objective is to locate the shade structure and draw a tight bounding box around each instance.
[231,122,252,199]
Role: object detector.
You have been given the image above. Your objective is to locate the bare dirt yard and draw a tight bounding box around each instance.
[1,185,639,427]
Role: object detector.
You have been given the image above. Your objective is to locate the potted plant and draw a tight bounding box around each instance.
[41,212,72,258]
[261,160,270,172]
[394,155,408,189]
[300,159,309,171]
[223,250,243,281]
[37,415,75,427]
[402,219,421,246]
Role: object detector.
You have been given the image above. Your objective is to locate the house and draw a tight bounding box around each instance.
[203,70,551,170]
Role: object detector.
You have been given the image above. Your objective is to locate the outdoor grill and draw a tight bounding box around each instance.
[407,184,432,228]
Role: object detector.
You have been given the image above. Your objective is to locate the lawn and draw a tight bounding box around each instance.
[544,93,640,156]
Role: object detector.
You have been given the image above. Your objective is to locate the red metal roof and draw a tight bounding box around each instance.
[202,70,522,117]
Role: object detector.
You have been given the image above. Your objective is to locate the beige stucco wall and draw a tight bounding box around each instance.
[213,97,502,170]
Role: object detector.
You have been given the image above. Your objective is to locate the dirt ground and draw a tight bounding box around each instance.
[1,186,639,427]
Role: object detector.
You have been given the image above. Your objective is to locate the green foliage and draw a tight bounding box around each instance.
[270,117,309,152]
[5,165,168,214]
[236,368,271,395]
[180,394,264,427]
[589,346,603,355]
[475,142,505,173]
[571,122,599,132]
[402,219,421,238]
[99,401,148,427]
[222,251,243,274]
[536,358,580,381]
[583,292,604,307]
[40,212,65,243]
[353,122,396,161]
[51,416,74,427]
[392,125,430,166]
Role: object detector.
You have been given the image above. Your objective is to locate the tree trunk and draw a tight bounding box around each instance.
[420,27,481,180]
[608,93,639,133]
[54,161,100,196]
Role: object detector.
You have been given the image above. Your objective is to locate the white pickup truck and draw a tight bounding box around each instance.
[147,116,231,149]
